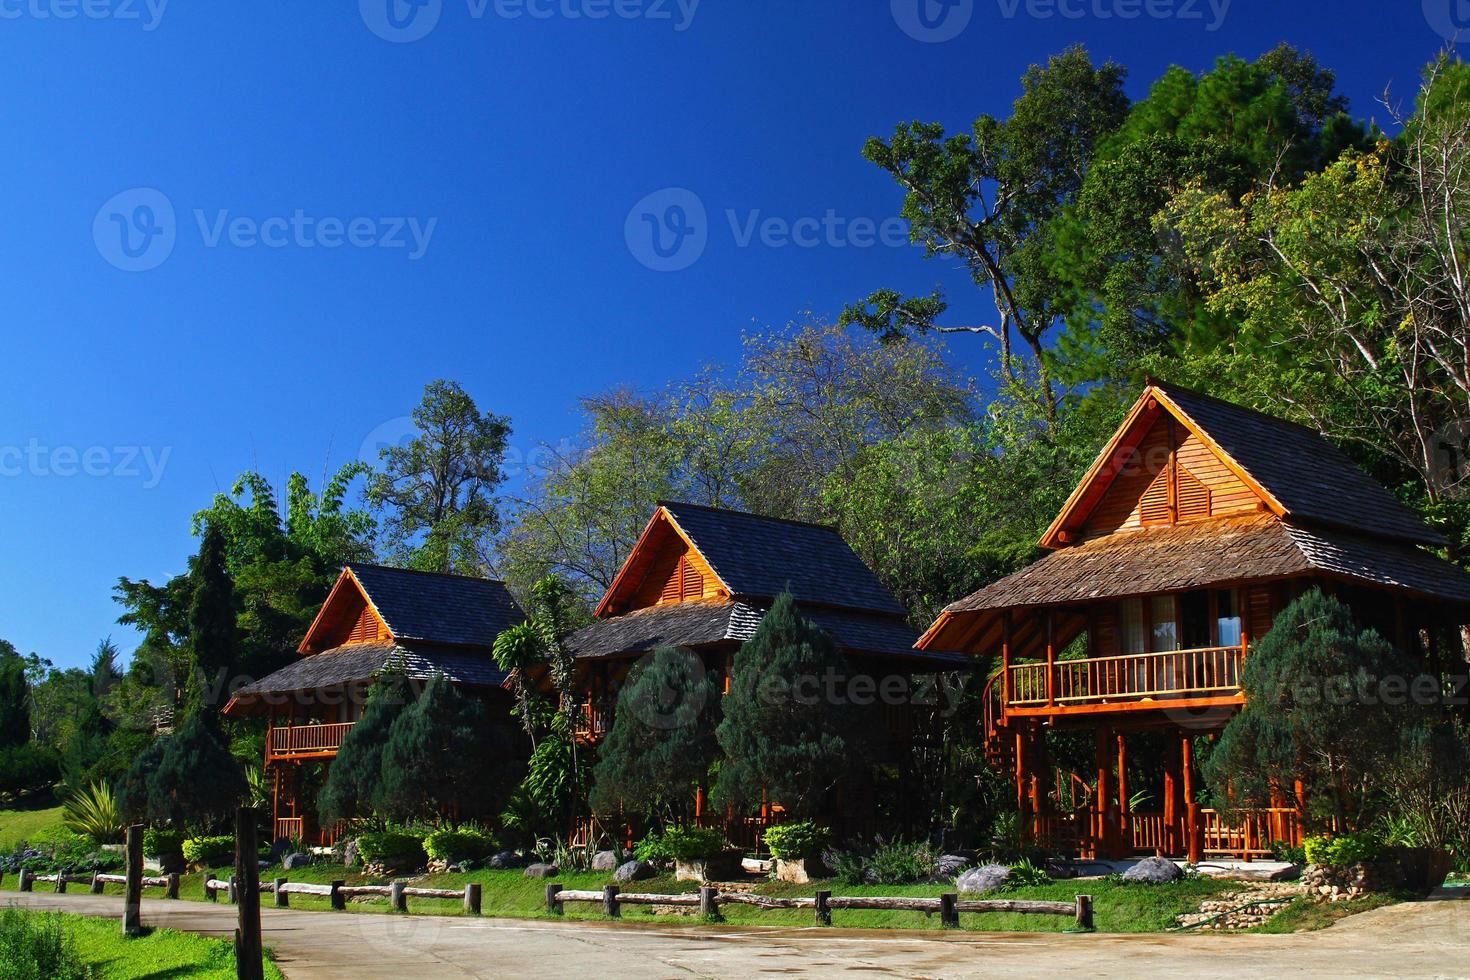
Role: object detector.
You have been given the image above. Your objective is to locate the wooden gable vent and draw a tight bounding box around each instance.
[658,556,705,604]
[346,606,381,644]
[1140,462,1211,525]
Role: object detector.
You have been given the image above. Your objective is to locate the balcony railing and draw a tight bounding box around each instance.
[1201,807,1300,860]
[1028,806,1299,859]
[1007,644,1246,708]
[573,699,614,743]
[267,721,355,759]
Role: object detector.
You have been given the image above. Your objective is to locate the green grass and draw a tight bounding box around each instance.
[0,909,283,979]
[0,800,66,850]
[1246,893,1403,933]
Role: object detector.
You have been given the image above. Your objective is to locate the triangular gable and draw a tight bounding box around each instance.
[298,567,393,653]
[1040,385,1278,549]
[595,506,730,618]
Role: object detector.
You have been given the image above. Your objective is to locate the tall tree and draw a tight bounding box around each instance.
[130,714,248,829]
[368,380,511,574]
[317,673,407,825]
[187,521,238,718]
[0,640,32,748]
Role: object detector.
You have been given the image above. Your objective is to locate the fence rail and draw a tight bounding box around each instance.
[203,876,483,915]
[1008,644,1246,707]
[15,869,180,899]
[267,722,355,759]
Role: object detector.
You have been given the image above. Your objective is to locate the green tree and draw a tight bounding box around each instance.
[317,674,408,825]
[590,647,721,824]
[0,640,32,748]
[368,380,511,574]
[714,593,865,820]
[146,715,249,829]
[187,522,238,718]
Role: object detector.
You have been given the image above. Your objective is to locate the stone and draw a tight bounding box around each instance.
[591,850,619,872]
[282,853,312,871]
[614,860,657,883]
[269,839,293,864]
[957,863,1012,895]
[933,854,971,879]
[1123,856,1186,884]
[490,851,525,870]
[342,840,360,867]
[1045,859,1078,879]
[523,863,559,878]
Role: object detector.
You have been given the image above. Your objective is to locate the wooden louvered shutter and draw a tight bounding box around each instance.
[348,607,375,643]
[680,559,703,599]
[1176,464,1211,520]
[659,564,682,603]
[1139,470,1172,525]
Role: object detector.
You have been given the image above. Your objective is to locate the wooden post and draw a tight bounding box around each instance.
[1075,894,1094,930]
[1045,610,1057,707]
[1095,727,1112,859]
[274,877,289,907]
[1162,740,1179,856]
[1001,611,1012,708]
[228,875,239,904]
[234,807,264,980]
[92,872,105,895]
[1117,732,1130,841]
[55,869,67,893]
[123,823,144,938]
[390,879,407,913]
[330,880,346,911]
[603,884,621,918]
[1182,735,1201,865]
[463,882,481,915]
[699,886,719,921]
[814,889,832,926]
[545,882,563,915]
[166,873,180,900]
[18,868,33,892]
[939,892,959,929]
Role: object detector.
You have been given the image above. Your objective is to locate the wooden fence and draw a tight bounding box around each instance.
[203,876,484,915]
[543,883,1094,930]
[13,869,180,900]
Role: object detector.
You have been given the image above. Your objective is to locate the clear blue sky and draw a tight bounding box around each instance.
[0,0,1454,669]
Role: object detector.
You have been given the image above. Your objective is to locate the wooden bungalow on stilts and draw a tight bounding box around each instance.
[916,382,1470,863]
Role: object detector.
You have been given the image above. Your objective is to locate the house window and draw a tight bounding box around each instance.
[1119,598,1145,655]
[1216,589,1242,647]
[1150,596,1178,652]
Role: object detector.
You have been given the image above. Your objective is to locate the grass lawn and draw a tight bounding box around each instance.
[0,909,283,979]
[1246,892,1404,933]
[0,799,66,850]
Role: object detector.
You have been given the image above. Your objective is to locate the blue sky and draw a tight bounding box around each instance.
[0,0,1455,670]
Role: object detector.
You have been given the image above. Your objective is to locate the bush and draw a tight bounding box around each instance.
[0,908,90,980]
[1004,858,1051,889]
[143,829,185,858]
[763,821,830,861]
[825,849,870,885]
[634,826,728,863]
[1304,832,1382,868]
[1270,840,1307,864]
[356,831,427,868]
[62,783,123,844]
[0,744,61,802]
[423,829,495,866]
[182,836,235,868]
[866,839,934,885]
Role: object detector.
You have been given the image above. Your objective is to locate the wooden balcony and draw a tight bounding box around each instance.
[1005,643,1246,716]
[573,699,613,744]
[266,721,354,760]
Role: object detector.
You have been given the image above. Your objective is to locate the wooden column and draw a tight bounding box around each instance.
[1015,728,1031,841]
[1045,611,1057,707]
[1116,732,1130,845]
[1001,611,1013,708]
[1182,735,1201,865]
[1028,727,1044,819]
[234,808,264,980]
[1162,740,1179,856]
[1095,726,1113,859]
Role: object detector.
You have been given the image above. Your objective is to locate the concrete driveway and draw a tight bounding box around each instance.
[5,889,1468,978]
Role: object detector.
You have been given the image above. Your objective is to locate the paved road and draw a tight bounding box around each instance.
[5,889,1468,978]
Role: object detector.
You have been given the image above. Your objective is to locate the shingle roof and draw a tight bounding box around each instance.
[232,641,508,698]
[1157,383,1442,547]
[566,596,968,669]
[348,563,524,647]
[660,502,906,615]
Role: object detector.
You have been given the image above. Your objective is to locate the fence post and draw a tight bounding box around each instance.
[390,879,407,913]
[91,872,104,895]
[545,882,563,915]
[274,878,289,908]
[227,876,239,904]
[940,893,959,929]
[204,878,217,902]
[1075,894,1094,931]
[18,869,33,892]
[814,890,832,926]
[123,823,144,938]
[330,880,346,911]
[603,884,620,918]
[464,883,481,915]
[699,886,719,921]
[234,806,264,980]
[166,873,180,900]
[55,868,68,893]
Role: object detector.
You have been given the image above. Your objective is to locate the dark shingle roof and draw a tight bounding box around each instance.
[233,641,508,697]
[1158,384,1442,547]
[660,502,906,615]
[348,563,523,647]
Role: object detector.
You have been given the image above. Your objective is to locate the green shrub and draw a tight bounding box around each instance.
[0,908,90,980]
[182,836,235,868]
[143,828,184,857]
[1270,840,1307,864]
[866,839,934,885]
[634,826,727,863]
[423,829,495,866]
[356,831,427,868]
[62,783,123,844]
[763,821,830,861]
[1005,858,1051,889]
[1304,832,1382,868]
[826,849,870,885]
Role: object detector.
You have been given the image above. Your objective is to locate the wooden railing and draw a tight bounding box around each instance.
[695,811,776,853]
[274,817,305,843]
[1007,644,1246,708]
[1128,812,1170,854]
[1201,807,1299,860]
[1029,807,1300,859]
[267,722,354,759]
[573,699,613,742]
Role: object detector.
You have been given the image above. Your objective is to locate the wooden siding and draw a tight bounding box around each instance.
[630,544,722,610]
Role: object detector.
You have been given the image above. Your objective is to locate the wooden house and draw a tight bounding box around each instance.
[915,382,1470,862]
[564,501,969,848]
[223,564,525,845]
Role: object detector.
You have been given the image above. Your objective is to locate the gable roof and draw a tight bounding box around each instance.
[1042,382,1442,549]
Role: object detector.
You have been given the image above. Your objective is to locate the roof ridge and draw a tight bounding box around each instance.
[657,499,840,533]
[346,561,507,586]
[1151,380,1326,438]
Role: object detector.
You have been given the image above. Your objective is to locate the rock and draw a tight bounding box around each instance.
[957,863,1012,895]
[490,851,525,870]
[614,860,657,883]
[933,854,972,879]
[523,863,559,878]
[1045,859,1078,879]
[282,853,312,871]
[269,839,293,864]
[1123,857,1186,884]
[591,850,619,872]
[342,841,360,867]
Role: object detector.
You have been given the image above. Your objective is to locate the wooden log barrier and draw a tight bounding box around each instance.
[166,873,180,901]
[91,872,104,895]
[940,893,959,929]
[603,885,620,918]
[700,886,719,921]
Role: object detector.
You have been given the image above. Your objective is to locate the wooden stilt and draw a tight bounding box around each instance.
[1116,732,1130,845]
[1182,735,1201,865]
[1095,726,1113,859]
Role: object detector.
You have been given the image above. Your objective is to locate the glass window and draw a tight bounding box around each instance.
[1118,598,1145,654]
[1216,589,1242,647]
[1150,595,1178,652]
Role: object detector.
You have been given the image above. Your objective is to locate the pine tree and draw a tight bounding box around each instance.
[713,592,865,820]
[188,522,238,717]
[144,715,249,829]
[317,673,408,824]
[0,641,31,748]
[590,646,719,823]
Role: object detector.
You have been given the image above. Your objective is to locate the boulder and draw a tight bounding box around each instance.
[934,854,972,879]
[1045,859,1078,880]
[269,839,293,864]
[1123,857,1186,884]
[490,851,525,870]
[282,853,312,871]
[957,863,1012,895]
[614,859,657,883]
[523,863,560,878]
[341,841,360,867]
[591,850,619,872]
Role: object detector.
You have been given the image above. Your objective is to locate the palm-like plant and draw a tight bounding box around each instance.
[63,781,124,843]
